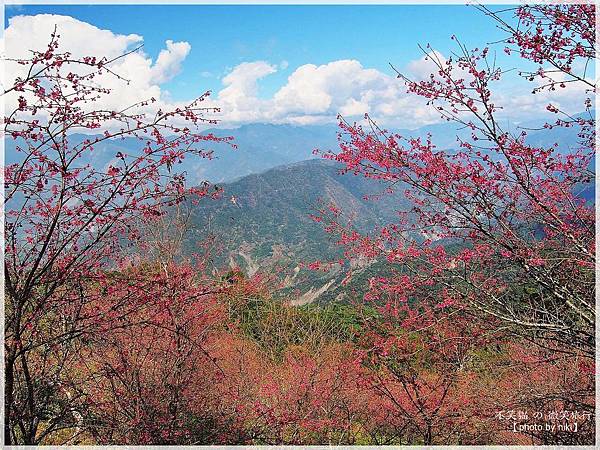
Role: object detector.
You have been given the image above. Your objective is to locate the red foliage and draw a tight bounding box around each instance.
[76,263,226,444]
[213,339,370,444]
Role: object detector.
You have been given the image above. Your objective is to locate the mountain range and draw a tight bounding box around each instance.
[6,114,591,185]
[5,118,593,303]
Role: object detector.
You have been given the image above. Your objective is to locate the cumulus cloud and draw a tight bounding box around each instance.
[3,14,190,117]
[216,61,277,122]
[274,60,380,115]
[220,61,277,100]
[150,40,191,84]
[206,58,439,127]
[498,70,593,123]
[3,14,589,131]
[405,50,447,80]
[5,14,143,61]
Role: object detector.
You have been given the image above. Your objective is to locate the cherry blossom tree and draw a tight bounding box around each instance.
[75,262,228,445]
[2,30,229,444]
[312,4,595,445]
[317,3,595,357]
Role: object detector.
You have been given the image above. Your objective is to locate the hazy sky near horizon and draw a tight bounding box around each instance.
[4,4,591,128]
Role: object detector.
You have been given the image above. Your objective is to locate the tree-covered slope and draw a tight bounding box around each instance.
[184,159,407,304]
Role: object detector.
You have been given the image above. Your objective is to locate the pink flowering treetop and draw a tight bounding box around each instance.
[314,4,595,356]
[2,30,231,444]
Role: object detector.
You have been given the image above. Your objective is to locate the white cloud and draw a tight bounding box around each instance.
[216,61,277,122]
[3,14,589,131]
[205,59,439,127]
[3,14,190,121]
[149,40,191,84]
[405,50,447,80]
[275,60,377,114]
[498,70,592,121]
[339,98,370,116]
[269,59,438,127]
[220,61,277,101]
[5,14,143,61]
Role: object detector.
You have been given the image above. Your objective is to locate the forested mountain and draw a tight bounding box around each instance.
[184,158,405,304]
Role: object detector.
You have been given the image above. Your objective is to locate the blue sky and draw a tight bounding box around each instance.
[5,4,506,100]
[3,4,588,128]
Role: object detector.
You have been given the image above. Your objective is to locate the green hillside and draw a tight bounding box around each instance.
[184,159,408,304]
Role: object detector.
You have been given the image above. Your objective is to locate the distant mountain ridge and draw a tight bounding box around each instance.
[5,116,590,185]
